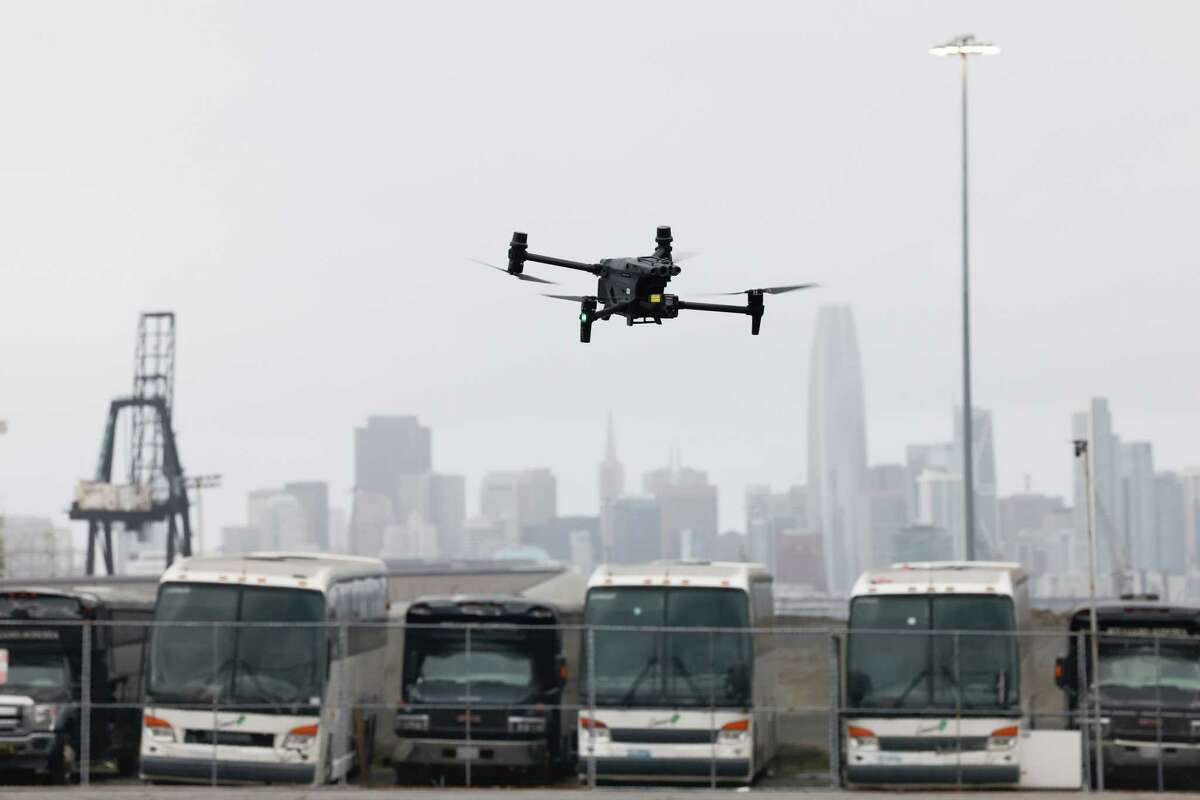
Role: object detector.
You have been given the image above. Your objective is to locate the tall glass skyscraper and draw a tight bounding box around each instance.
[807,305,869,595]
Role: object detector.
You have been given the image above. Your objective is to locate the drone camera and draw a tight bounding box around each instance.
[508,231,528,275]
[656,225,672,246]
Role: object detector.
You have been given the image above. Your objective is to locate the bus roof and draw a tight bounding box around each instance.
[588,561,770,591]
[0,583,156,609]
[1068,601,1200,633]
[851,561,1026,599]
[161,552,386,593]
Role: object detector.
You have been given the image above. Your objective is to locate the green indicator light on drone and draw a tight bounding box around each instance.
[580,313,588,322]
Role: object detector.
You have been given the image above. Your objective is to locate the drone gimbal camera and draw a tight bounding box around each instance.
[475,226,816,343]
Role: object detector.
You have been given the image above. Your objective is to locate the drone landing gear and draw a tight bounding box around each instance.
[579,298,597,343]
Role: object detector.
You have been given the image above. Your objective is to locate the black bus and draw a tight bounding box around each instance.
[393,595,567,783]
[0,586,154,783]
[1056,599,1200,783]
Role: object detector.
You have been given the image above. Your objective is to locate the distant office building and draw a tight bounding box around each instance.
[480,469,557,549]
[524,515,600,571]
[464,516,508,560]
[1155,472,1187,574]
[807,305,869,595]
[867,465,908,568]
[424,474,466,558]
[354,415,432,523]
[221,525,260,554]
[746,485,807,576]
[1181,468,1200,569]
[712,530,750,563]
[608,496,662,564]
[1013,508,1075,578]
[1072,398,1126,575]
[892,525,954,563]
[0,516,74,579]
[954,407,1000,558]
[905,443,955,524]
[284,481,329,550]
[380,513,439,560]
[349,488,392,556]
[917,470,964,560]
[1121,442,1157,572]
[644,454,718,560]
[248,489,313,551]
[598,415,625,507]
[998,493,1067,562]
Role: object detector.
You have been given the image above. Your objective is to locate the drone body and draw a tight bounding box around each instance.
[487,226,814,343]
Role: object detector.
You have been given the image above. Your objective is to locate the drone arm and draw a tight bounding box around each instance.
[589,299,636,321]
[678,293,766,335]
[525,252,603,275]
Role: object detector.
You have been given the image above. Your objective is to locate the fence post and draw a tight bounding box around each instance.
[339,621,349,786]
[586,625,596,789]
[1074,631,1091,791]
[828,631,840,789]
[80,620,91,787]
[210,622,219,787]
[465,625,472,789]
[708,628,716,789]
[1155,633,1164,792]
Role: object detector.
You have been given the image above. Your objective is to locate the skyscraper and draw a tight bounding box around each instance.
[1120,442,1157,572]
[480,469,557,548]
[284,481,330,550]
[1072,399,1126,576]
[354,415,432,522]
[643,451,718,560]
[1154,472,1187,574]
[955,408,999,558]
[807,305,869,594]
[598,415,625,507]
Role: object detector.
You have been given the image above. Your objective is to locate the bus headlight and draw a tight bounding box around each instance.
[847,725,877,750]
[988,725,1019,750]
[31,705,58,731]
[394,714,429,733]
[283,724,319,750]
[144,714,175,742]
[718,719,750,743]
[508,716,545,734]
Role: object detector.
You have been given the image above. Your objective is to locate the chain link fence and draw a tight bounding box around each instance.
[0,619,1195,791]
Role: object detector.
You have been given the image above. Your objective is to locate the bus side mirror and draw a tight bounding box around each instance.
[1054,657,1068,689]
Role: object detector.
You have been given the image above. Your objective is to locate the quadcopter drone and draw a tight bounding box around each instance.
[474,226,816,343]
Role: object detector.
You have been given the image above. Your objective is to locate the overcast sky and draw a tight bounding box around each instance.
[1,1,1197,545]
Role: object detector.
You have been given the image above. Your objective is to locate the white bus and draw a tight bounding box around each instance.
[140,553,388,784]
[578,561,776,784]
[843,561,1031,786]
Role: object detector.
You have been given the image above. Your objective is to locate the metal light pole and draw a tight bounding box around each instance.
[930,34,999,561]
[1073,438,1105,788]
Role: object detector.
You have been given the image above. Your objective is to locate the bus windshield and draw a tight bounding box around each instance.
[582,587,751,708]
[148,584,325,710]
[1096,638,1200,700]
[847,595,1018,712]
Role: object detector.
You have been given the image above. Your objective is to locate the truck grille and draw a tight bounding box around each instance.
[0,706,26,735]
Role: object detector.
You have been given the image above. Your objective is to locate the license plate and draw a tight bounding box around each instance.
[0,744,16,756]
[627,749,651,759]
[456,746,480,760]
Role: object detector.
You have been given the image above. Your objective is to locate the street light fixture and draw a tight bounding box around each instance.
[930,33,999,562]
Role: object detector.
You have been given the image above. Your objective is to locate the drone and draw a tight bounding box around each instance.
[474,226,816,343]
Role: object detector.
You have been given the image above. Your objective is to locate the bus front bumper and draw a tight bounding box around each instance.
[847,764,1019,784]
[1105,739,1200,770]
[582,756,751,781]
[394,737,546,768]
[141,756,316,784]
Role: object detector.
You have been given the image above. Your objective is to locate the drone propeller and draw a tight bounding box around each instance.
[469,258,557,285]
[542,293,588,303]
[701,282,819,296]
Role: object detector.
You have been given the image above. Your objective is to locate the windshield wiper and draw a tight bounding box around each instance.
[893,668,930,708]
[620,656,659,706]
[671,656,705,699]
